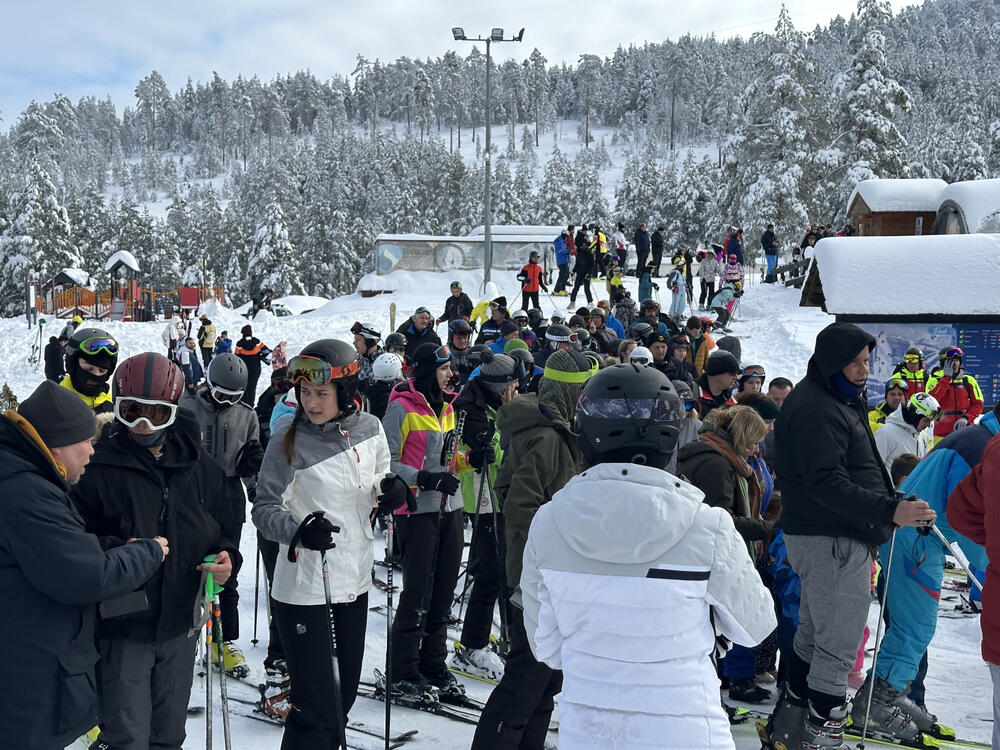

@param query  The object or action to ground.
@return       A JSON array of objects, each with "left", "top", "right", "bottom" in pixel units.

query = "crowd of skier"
[{"left": 4, "top": 236, "right": 998, "bottom": 750}]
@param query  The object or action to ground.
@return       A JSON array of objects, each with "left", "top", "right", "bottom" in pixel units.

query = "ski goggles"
[
  {"left": 885, "top": 377, "right": 907, "bottom": 392},
  {"left": 944, "top": 347, "right": 963, "bottom": 359},
  {"left": 903, "top": 353, "right": 922, "bottom": 363},
  {"left": 741, "top": 365, "right": 765, "bottom": 378},
  {"left": 450, "top": 281, "right": 462, "bottom": 290},
  {"left": 577, "top": 395, "right": 683, "bottom": 423},
  {"left": 79, "top": 336, "right": 119, "bottom": 357},
  {"left": 350, "top": 322, "right": 381, "bottom": 339},
  {"left": 114, "top": 396, "right": 179, "bottom": 431},
  {"left": 287, "top": 355, "right": 360, "bottom": 386},
  {"left": 208, "top": 384, "right": 243, "bottom": 405},
  {"left": 428, "top": 345, "right": 452, "bottom": 364}
]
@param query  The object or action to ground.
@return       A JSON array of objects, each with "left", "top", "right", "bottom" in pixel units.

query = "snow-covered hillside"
[{"left": 2, "top": 268, "right": 993, "bottom": 749}]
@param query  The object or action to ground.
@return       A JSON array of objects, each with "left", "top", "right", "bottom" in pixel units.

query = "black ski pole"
[
  {"left": 211, "top": 580, "right": 233, "bottom": 750},
  {"left": 483, "top": 471, "right": 511, "bottom": 657},
  {"left": 856, "top": 526, "right": 897, "bottom": 750},
  {"left": 251, "top": 543, "right": 261, "bottom": 647},
  {"left": 383, "top": 512, "right": 395, "bottom": 750},
  {"left": 457, "top": 472, "right": 489, "bottom": 622}
]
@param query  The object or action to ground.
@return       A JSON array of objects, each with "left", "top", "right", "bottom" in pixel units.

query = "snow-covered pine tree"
[
  {"left": 538, "top": 145, "right": 575, "bottom": 225},
  {"left": 249, "top": 200, "right": 303, "bottom": 297}
]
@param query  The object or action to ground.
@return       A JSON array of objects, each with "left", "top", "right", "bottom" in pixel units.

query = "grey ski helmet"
[{"left": 207, "top": 353, "right": 248, "bottom": 404}]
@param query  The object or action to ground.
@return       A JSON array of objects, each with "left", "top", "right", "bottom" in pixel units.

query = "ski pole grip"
[
  {"left": 287, "top": 510, "right": 340, "bottom": 562},
  {"left": 897, "top": 491, "right": 933, "bottom": 536},
  {"left": 202, "top": 554, "right": 220, "bottom": 598}
]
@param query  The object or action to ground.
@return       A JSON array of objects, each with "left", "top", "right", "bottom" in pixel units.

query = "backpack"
[{"left": 613, "top": 296, "right": 637, "bottom": 329}]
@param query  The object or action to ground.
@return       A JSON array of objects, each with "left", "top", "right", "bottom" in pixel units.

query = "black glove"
[
  {"left": 378, "top": 475, "right": 416, "bottom": 514},
  {"left": 236, "top": 440, "right": 265, "bottom": 478},
  {"left": 468, "top": 443, "right": 496, "bottom": 471},
  {"left": 300, "top": 514, "right": 339, "bottom": 551},
  {"left": 417, "top": 470, "right": 460, "bottom": 496},
  {"left": 902, "top": 493, "right": 933, "bottom": 536}
]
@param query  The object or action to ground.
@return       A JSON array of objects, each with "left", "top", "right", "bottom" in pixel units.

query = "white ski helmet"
[
  {"left": 909, "top": 392, "right": 941, "bottom": 421},
  {"left": 629, "top": 346, "right": 654, "bottom": 366},
  {"left": 372, "top": 352, "right": 404, "bottom": 382}
]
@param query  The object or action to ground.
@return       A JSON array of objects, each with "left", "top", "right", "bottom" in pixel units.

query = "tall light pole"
[{"left": 452, "top": 26, "right": 524, "bottom": 293}]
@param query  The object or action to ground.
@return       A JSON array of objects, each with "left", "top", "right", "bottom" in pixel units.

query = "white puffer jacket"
[
  {"left": 252, "top": 410, "right": 391, "bottom": 606},
  {"left": 874, "top": 406, "right": 932, "bottom": 474},
  {"left": 521, "top": 462, "right": 776, "bottom": 750}
]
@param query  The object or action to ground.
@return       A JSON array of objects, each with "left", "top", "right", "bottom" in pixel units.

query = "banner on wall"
[
  {"left": 375, "top": 234, "right": 556, "bottom": 275},
  {"left": 856, "top": 322, "right": 957, "bottom": 404}
]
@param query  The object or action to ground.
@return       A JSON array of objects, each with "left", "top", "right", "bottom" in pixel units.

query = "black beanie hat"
[
  {"left": 17, "top": 380, "right": 96, "bottom": 449},
  {"left": 705, "top": 351, "right": 741, "bottom": 376},
  {"left": 412, "top": 342, "right": 450, "bottom": 377},
  {"left": 241, "top": 324, "right": 253, "bottom": 337},
  {"left": 499, "top": 320, "right": 519, "bottom": 336}
]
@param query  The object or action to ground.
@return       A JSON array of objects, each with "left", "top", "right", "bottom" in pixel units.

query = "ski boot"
[
  {"left": 450, "top": 643, "right": 506, "bottom": 682},
  {"left": 849, "top": 674, "right": 920, "bottom": 743},
  {"left": 259, "top": 677, "right": 292, "bottom": 721},
  {"left": 422, "top": 666, "right": 466, "bottom": 699},
  {"left": 729, "top": 677, "right": 772, "bottom": 704},
  {"left": 390, "top": 673, "right": 439, "bottom": 702},
  {"left": 210, "top": 640, "right": 250, "bottom": 679},
  {"left": 758, "top": 686, "right": 808, "bottom": 750},
  {"left": 263, "top": 655, "right": 288, "bottom": 678},
  {"left": 802, "top": 702, "right": 848, "bottom": 749}
]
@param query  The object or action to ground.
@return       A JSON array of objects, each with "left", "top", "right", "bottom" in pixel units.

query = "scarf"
[{"left": 697, "top": 430, "right": 762, "bottom": 519}]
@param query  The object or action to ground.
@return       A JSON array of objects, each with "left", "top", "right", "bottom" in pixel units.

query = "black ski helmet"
[
  {"left": 527, "top": 308, "right": 545, "bottom": 328},
  {"left": 629, "top": 321, "right": 653, "bottom": 343},
  {"left": 65, "top": 327, "right": 119, "bottom": 397},
  {"left": 292, "top": 339, "right": 361, "bottom": 417},
  {"left": 206, "top": 353, "right": 248, "bottom": 402},
  {"left": 576, "top": 363, "right": 683, "bottom": 469},
  {"left": 385, "top": 332, "right": 407, "bottom": 355}
]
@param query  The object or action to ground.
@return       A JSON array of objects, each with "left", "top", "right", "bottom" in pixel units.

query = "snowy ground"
[{"left": 1, "top": 266, "right": 993, "bottom": 748}]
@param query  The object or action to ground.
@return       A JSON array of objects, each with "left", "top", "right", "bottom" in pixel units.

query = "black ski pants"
[
  {"left": 258, "top": 530, "right": 286, "bottom": 665},
  {"left": 391, "top": 509, "right": 464, "bottom": 679},
  {"left": 521, "top": 291, "right": 540, "bottom": 311},
  {"left": 699, "top": 279, "right": 716, "bottom": 306},
  {"left": 635, "top": 252, "right": 649, "bottom": 276},
  {"left": 200, "top": 346, "right": 213, "bottom": 368},
  {"left": 460, "top": 513, "right": 505, "bottom": 650},
  {"left": 569, "top": 272, "right": 593, "bottom": 305},
  {"left": 471, "top": 601, "right": 561, "bottom": 750},
  {"left": 274, "top": 596, "right": 367, "bottom": 750}
]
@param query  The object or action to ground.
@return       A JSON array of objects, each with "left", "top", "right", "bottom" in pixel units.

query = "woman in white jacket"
[
  {"left": 520, "top": 363, "right": 776, "bottom": 749},
  {"left": 252, "top": 339, "right": 411, "bottom": 749},
  {"left": 874, "top": 392, "right": 940, "bottom": 473}
]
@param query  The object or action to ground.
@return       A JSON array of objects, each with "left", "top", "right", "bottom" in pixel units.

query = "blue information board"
[
  {"left": 955, "top": 324, "right": 1000, "bottom": 407},
  {"left": 856, "top": 323, "right": 957, "bottom": 404}
]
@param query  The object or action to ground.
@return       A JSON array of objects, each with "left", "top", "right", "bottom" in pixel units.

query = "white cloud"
[{"left": 0, "top": 0, "right": 861, "bottom": 125}]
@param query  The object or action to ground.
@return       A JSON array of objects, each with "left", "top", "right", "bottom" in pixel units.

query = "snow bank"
[
  {"left": 468, "top": 224, "right": 563, "bottom": 237},
  {"left": 847, "top": 178, "right": 947, "bottom": 213},
  {"left": 938, "top": 178, "right": 1000, "bottom": 232},
  {"left": 813, "top": 233, "right": 1000, "bottom": 315}
]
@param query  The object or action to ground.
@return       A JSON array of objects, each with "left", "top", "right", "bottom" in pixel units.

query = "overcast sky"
[{"left": 1, "top": 0, "right": 864, "bottom": 126}]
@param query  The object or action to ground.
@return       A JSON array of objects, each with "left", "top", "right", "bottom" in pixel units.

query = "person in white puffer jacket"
[
  {"left": 874, "top": 392, "right": 940, "bottom": 474},
  {"left": 520, "top": 363, "right": 776, "bottom": 750}
]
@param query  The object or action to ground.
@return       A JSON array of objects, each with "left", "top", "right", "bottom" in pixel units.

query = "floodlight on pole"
[{"left": 450, "top": 25, "right": 525, "bottom": 293}]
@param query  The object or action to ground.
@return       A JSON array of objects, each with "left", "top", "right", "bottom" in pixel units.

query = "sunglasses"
[
  {"left": 742, "top": 366, "right": 765, "bottom": 378},
  {"left": 288, "top": 355, "right": 360, "bottom": 387},
  {"left": 114, "top": 396, "right": 178, "bottom": 431},
  {"left": 80, "top": 336, "right": 119, "bottom": 357}
]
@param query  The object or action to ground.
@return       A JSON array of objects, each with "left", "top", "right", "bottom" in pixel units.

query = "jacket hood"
[
  {"left": 676, "top": 438, "right": 725, "bottom": 465},
  {"left": 387, "top": 379, "right": 456, "bottom": 413},
  {"left": 94, "top": 407, "right": 202, "bottom": 470},
  {"left": 884, "top": 405, "right": 918, "bottom": 435},
  {"left": 496, "top": 393, "right": 563, "bottom": 435},
  {"left": 0, "top": 413, "right": 68, "bottom": 488},
  {"left": 547, "top": 463, "right": 707, "bottom": 564},
  {"left": 807, "top": 322, "right": 875, "bottom": 385}
]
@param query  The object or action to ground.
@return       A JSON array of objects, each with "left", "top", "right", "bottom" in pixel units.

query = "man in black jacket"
[
  {"left": 437, "top": 281, "right": 474, "bottom": 325},
  {"left": 632, "top": 222, "right": 650, "bottom": 275},
  {"left": 1, "top": 381, "right": 165, "bottom": 750},
  {"left": 396, "top": 306, "right": 443, "bottom": 360},
  {"left": 650, "top": 226, "right": 665, "bottom": 276},
  {"left": 72, "top": 353, "right": 241, "bottom": 750},
  {"left": 44, "top": 332, "right": 68, "bottom": 381},
  {"left": 761, "top": 224, "right": 778, "bottom": 282},
  {"left": 767, "top": 323, "right": 936, "bottom": 749}
]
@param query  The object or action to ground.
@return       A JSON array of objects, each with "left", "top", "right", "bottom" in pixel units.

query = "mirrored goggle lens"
[
  {"left": 903, "top": 354, "right": 921, "bottom": 362},
  {"left": 742, "top": 366, "right": 765, "bottom": 378},
  {"left": 80, "top": 337, "right": 119, "bottom": 356},
  {"left": 433, "top": 345, "right": 452, "bottom": 363},
  {"left": 115, "top": 398, "right": 177, "bottom": 430},
  {"left": 577, "top": 395, "right": 683, "bottom": 423},
  {"left": 945, "top": 348, "right": 963, "bottom": 359},
  {"left": 288, "top": 356, "right": 334, "bottom": 386}
]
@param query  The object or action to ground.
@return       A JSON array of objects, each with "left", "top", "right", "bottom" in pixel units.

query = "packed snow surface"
[{"left": 1, "top": 265, "right": 992, "bottom": 748}]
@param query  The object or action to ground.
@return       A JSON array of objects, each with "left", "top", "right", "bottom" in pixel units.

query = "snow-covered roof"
[
  {"left": 847, "top": 179, "right": 947, "bottom": 214},
  {"left": 937, "top": 179, "right": 1000, "bottom": 233},
  {"left": 104, "top": 249, "right": 141, "bottom": 273},
  {"left": 58, "top": 267, "right": 96, "bottom": 289},
  {"left": 377, "top": 233, "right": 555, "bottom": 244},
  {"left": 813, "top": 234, "right": 1000, "bottom": 315},
  {"left": 467, "top": 225, "right": 563, "bottom": 238}
]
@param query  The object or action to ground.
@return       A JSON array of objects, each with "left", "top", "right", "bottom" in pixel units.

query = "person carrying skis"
[
  {"left": 860, "top": 401, "right": 999, "bottom": 740},
  {"left": 44, "top": 331, "right": 68, "bottom": 382},
  {"left": 60, "top": 327, "right": 119, "bottom": 414},
  {"left": 235, "top": 324, "right": 271, "bottom": 406},
  {"left": 382, "top": 342, "right": 471, "bottom": 698},
  {"left": 70, "top": 353, "right": 241, "bottom": 750},
  {"left": 666, "top": 256, "right": 688, "bottom": 320},
  {"left": 764, "top": 322, "right": 936, "bottom": 750},
  {"left": 517, "top": 250, "right": 548, "bottom": 311},
  {"left": 869, "top": 375, "right": 908, "bottom": 433},
  {"left": 520, "top": 364, "right": 775, "bottom": 749},
  {"left": 892, "top": 346, "right": 929, "bottom": 398},
  {"left": 251, "top": 338, "right": 409, "bottom": 745},
  {"left": 196, "top": 314, "right": 217, "bottom": 367},
  {"left": 472, "top": 347, "right": 596, "bottom": 750},
  {"left": 2, "top": 381, "right": 167, "bottom": 750},
  {"left": 450, "top": 351, "right": 521, "bottom": 682},
  {"left": 926, "top": 346, "right": 984, "bottom": 445},
  {"left": 186, "top": 353, "right": 265, "bottom": 678}
]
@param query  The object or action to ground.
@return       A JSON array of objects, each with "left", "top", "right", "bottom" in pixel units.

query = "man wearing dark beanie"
[
  {"left": 696, "top": 350, "right": 740, "bottom": 418},
  {"left": 1, "top": 380, "right": 166, "bottom": 750},
  {"left": 473, "top": 347, "right": 596, "bottom": 750},
  {"left": 382, "top": 341, "right": 472, "bottom": 698}
]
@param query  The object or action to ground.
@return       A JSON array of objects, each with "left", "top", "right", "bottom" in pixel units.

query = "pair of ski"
[
  {"left": 356, "top": 669, "right": 484, "bottom": 726},
  {"left": 736, "top": 702, "right": 987, "bottom": 750}
]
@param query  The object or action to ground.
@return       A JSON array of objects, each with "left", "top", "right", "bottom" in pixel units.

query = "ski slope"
[{"left": 0, "top": 266, "right": 993, "bottom": 748}]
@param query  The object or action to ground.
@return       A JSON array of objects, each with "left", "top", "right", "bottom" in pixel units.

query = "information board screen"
[{"left": 955, "top": 324, "right": 1000, "bottom": 407}]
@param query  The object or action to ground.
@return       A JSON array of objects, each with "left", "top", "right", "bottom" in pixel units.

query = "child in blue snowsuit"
[
  {"left": 666, "top": 258, "right": 687, "bottom": 318},
  {"left": 637, "top": 263, "right": 657, "bottom": 304}
]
